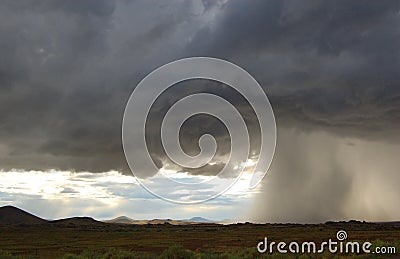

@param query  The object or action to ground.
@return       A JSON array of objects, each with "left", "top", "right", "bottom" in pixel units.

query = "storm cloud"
[{"left": 0, "top": 0, "right": 399, "bottom": 221}]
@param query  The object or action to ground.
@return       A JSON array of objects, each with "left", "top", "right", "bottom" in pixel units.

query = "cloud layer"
[
  {"left": 0, "top": 0, "right": 399, "bottom": 172},
  {"left": 0, "top": 0, "right": 399, "bottom": 222}
]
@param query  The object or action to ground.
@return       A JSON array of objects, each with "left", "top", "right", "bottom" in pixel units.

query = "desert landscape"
[
  {"left": 1, "top": 1, "right": 400, "bottom": 258},
  {"left": 0, "top": 206, "right": 399, "bottom": 258}
]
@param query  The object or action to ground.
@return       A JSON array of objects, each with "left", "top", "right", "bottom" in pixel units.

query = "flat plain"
[{"left": 0, "top": 221, "right": 399, "bottom": 258}]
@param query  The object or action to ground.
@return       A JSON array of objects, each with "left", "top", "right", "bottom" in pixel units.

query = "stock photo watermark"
[
  {"left": 122, "top": 57, "right": 276, "bottom": 203},
  {"left": 257, "top": 230, "right": 396, "bottom": 255}
]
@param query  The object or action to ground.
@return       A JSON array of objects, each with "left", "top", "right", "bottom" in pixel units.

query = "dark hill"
[
  {"left": 0, "top": 206, "right": 104, "bottom": 226},
  {"left": 50, "top": 217, "right": 104, "bottom": 226},
  {"left": 0, "top": 205, "right": 47, "bottom": 225}
]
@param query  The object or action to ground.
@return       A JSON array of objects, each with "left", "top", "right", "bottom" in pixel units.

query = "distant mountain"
[
  {"left": 105, "top": 216, "right": 135, "bottom": 224},
  {"left": 0, "top": 206, "right": 219, "bottom": 226},
  {"left": 103, "top": 216, "right": 218, "bottom": 225},
  {"left": 0, "top": 205, "right": 47, "bottom": 225},
  {"left": 50, "top": 217, "right": 104, "bottom": 226},
  {"left": 105, "top": 218, "right": 198, "bottom": 225},
  {"left": 189, "top": 217, "right": 214, "bottom": 223}
]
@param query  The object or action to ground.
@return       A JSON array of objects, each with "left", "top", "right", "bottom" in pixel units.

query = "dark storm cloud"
[
  {"left": 186, "top": 0, "right": 399, "bottom": 222},
  {"left": 0, "top": 0, "right": 130, "bottom": 172},
  {"left": 187, "top": 0, "right": 400, "bottom": 140},
  {"left": 0, "top": 0, "right": 399, "bottom": 177},
  {"left": 0, "top": 0, "right": 200, "bottom": 173},
  {"left": 271, "top": 84, "right": 400, "bottom": 140},
  {"left": 144, "top": 79, "right": 261, "bottom": 177}
]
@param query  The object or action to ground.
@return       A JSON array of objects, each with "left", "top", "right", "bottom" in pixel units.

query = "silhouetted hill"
[
  {"left": 0, "top": 206, "right": 103, "bottom": 226},
  {"left": 0, "top": 205, "right": 47, "bottom": 225},
  {"left": 0, "top": 206, "right": 217, "bottom": 226},
  {"left": 50, "top": 217, "right": 104, "bottom": 226}
]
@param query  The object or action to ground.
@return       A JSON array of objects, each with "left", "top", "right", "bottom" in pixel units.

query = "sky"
[{"left": 0, "top": 0, "right": 399, "bottom": 223}]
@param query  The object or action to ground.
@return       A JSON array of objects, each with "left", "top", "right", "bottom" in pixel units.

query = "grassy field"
[{"left": 0, "top": 222, "right": 399, "bottom": 258}]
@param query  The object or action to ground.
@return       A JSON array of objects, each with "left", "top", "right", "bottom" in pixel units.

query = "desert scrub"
[
  {"left": 158, "top": 246, "right": 196, "bottom": 259},
  {"left": 63, "top": 248, "right": 154, "bottom": 259},
  {"left": 0, "top": 249, "right": 14, "bottom": 259}
]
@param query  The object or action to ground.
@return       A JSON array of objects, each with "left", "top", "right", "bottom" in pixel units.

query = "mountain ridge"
[
  {"left": 0, "top": 205, "right": 103, "bottom": 226},
  {"left": 188, "top": 217, "right": 213, "bottom": 223},
  {"left": 0, "top": 205, "right": 46, "bottom": 225},
  {"left": 0, "top": 205, "right": 219, "bottom": 225}
]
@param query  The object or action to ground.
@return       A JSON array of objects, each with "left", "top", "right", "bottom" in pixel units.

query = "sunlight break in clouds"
[
  {"left": 0, "top": 169, "right": 255, "bottom": 221},
  {"left": 0, "top": 170, "right": 136, "bottom": 204}
]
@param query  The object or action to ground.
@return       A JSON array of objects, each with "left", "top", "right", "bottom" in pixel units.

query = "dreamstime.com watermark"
[{"left": 257, "top": 230, "right": 396, "bottom": 255}]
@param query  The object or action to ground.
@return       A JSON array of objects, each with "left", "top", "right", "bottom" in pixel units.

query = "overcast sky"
[{"left": 0, "top": 0, "right": 399, "bottom": 222}]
